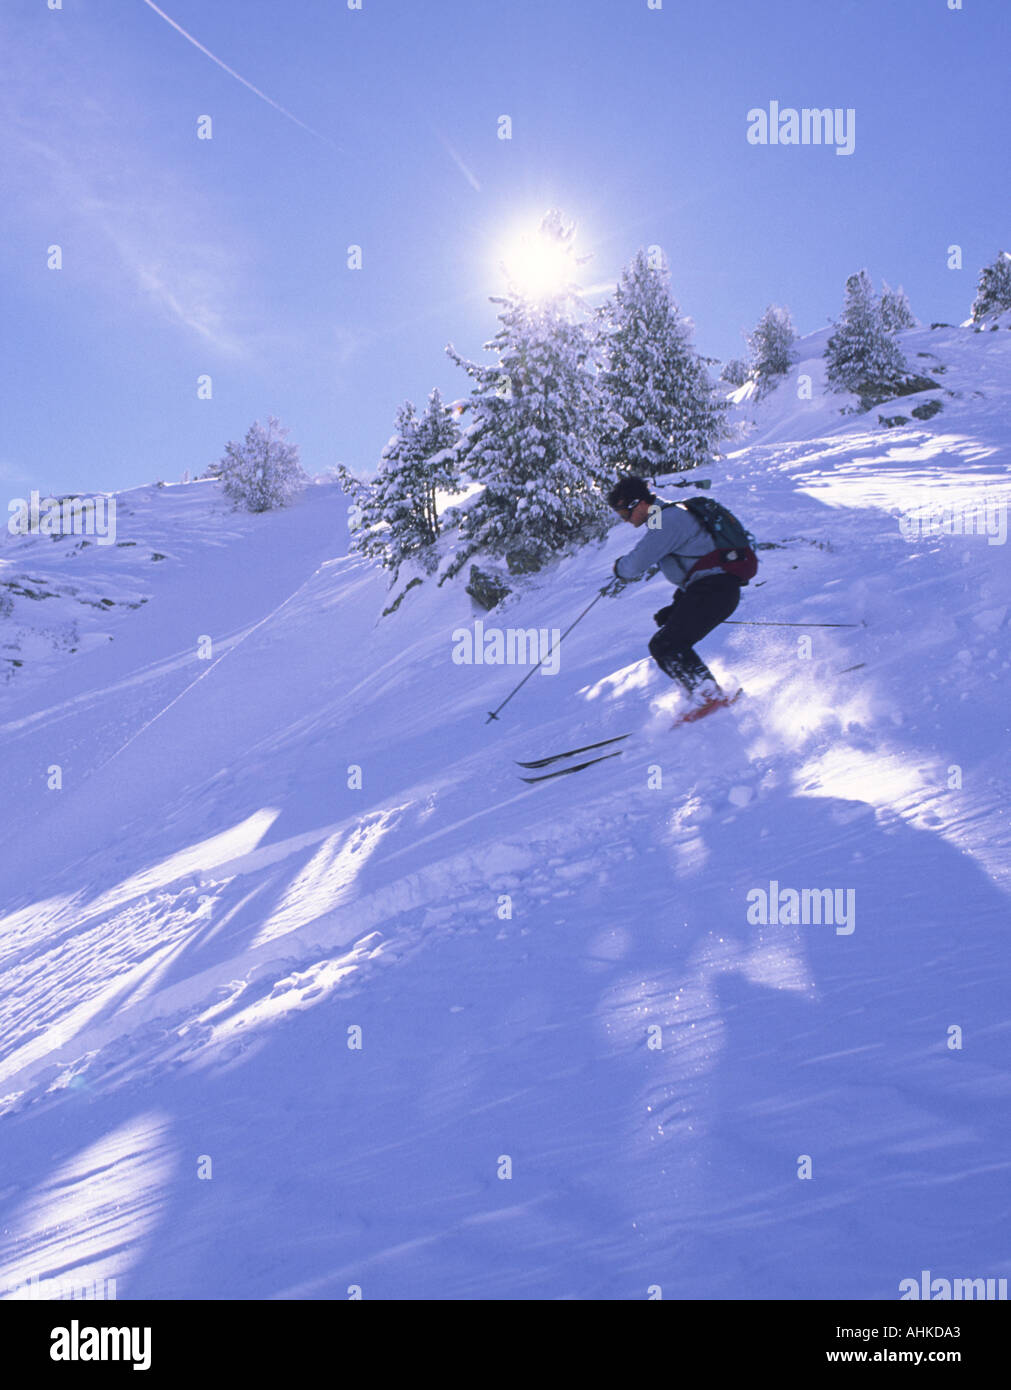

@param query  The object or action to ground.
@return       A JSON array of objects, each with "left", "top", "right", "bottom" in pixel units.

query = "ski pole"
[
  {"left": 723, "top": 619, "right": 864, "bottom": 628},
  {"left": 486, "top": 588, "right": 607, "bottom": 723}
]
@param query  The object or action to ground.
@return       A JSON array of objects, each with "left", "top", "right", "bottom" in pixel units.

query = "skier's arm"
[
  {"left": 615, "top": 512, "right": 677, "bottom": 580},
  {"left": 615, "top": 506, "right": 700, "bottom": 581}
]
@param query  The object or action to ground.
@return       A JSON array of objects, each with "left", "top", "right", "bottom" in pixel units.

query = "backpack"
[{"left": 674, "top": 495, "right": 759, "bottom": 585}]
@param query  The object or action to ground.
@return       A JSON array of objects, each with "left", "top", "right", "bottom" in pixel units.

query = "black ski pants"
[{"left": 648, "top": 573, "right": 741, "bottom": 693}]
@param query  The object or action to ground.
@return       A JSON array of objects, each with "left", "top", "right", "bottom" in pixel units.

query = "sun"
[{"left": 498, "top": 217, "right": 577, "bottom": 301}]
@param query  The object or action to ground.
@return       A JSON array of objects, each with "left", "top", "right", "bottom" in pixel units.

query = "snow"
[{"left": 1, "top": 322, "right": 1010, "bottom": 1300}]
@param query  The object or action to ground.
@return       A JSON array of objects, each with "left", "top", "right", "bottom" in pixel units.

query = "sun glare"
[{"left": 499, "top": 223, "right": 576, "bottom": 301}]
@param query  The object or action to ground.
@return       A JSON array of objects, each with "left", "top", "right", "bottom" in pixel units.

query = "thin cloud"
[
  {"left": 139, "top": 0, "right": 339, "bottom": 151},
  {"left": 10, "top": 121, "right": 253, "bottom": 357},
  {"left": 0, "top": 22, "right": 282, "bottom": 360}
]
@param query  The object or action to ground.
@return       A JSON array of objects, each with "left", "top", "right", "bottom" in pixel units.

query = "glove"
[
  {"left": 653, "top": 603, "right": 676, "bottom": 627},
  {"left": 600, "top": 575, "right": 625, "bottom": 598}
]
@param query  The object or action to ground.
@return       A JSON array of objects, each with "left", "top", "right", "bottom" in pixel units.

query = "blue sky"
[{"left": 2, "top": 0, "right": 1007, "bottom": 495}]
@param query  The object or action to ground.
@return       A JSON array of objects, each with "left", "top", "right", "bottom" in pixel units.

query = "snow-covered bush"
[
  {"left": 720, "top": 358, "right": 751, "bottom": 387},
  {"left": 970, "top": 251, "right": 1011, "bottom": 323},
  {"left": 216, "top": 417, "right": 307, "bottom": 512},
  {"left": 879, "top": 282, "right": 917, "bottom": 331}
]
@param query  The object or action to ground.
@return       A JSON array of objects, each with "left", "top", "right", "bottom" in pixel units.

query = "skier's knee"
[{"left": 648, "top": 632, "right": 668, "bottom": 662}]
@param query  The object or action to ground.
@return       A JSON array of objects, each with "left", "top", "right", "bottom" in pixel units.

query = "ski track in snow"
[{"left": 1, "top": 325, "right": 1010, "bottom": 1299}]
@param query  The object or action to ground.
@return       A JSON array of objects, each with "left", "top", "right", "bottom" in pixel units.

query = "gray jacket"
[{"left": 614, "top": 499, "right": 723, "bottom": 589}]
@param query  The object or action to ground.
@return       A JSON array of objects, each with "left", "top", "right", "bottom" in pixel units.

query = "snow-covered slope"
[{"left": 1, "top": 324, "right": 1009, "bottom": 1300}]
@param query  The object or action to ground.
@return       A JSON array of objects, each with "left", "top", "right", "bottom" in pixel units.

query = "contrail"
[
  {"left": 139, "top": 0, "right": 338, "bottom": 150},
  {"left": 432, "top": 126, "right": 481, "bottom": 192}
]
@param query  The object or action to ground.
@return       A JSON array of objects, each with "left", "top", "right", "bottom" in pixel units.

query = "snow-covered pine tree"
[
  {"left": 445, "top": 292, "right": 608, "bottom": 572},
  {"left": 216, "top": 416, "right": 307, "bottom": 512},
  {"left": 334, "top": 428, "right": 399, "bottom": 572},
  {"left": 746, "top": 304, "right": 797, "bottom": 396},
  {"left": 337, "top": 391, "right": 460, "bottom": 575},
  {"left": 413, "top": 387, "right": 461, "bottom": 544},
  {"left": 597, "top": 249, "right": 728, "bottom": 480},
  {"left": 720, "top": 358, "right": 751, "bottom": 388},
  {"left": 879, "top": 281, "right": 917, "bottom": 331},
  {"left": 825, "top": 270, "right": 909, "bottom": 405},
  {"left": 970, "top": 251, "right": 1011, "bottom": 323}
]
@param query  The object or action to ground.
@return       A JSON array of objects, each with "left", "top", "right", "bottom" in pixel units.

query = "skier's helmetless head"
[{"left": 608, "top": 474, "right": 654, "bottom": 527}]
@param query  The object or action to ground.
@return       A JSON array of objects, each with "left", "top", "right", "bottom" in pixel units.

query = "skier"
[{"left": 607, "top": 475, "right": 743, "bottom": 721}]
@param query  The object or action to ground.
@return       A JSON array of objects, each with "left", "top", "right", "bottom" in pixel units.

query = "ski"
[
  {"left": 671, "top": 686, "right": 744, "bottom": 728},
  {"left": 515, "top": 733, "right": 630, "bottom": 770},
  {"left": 519, "top": 751, "right": 624, "bottom": 784}
]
